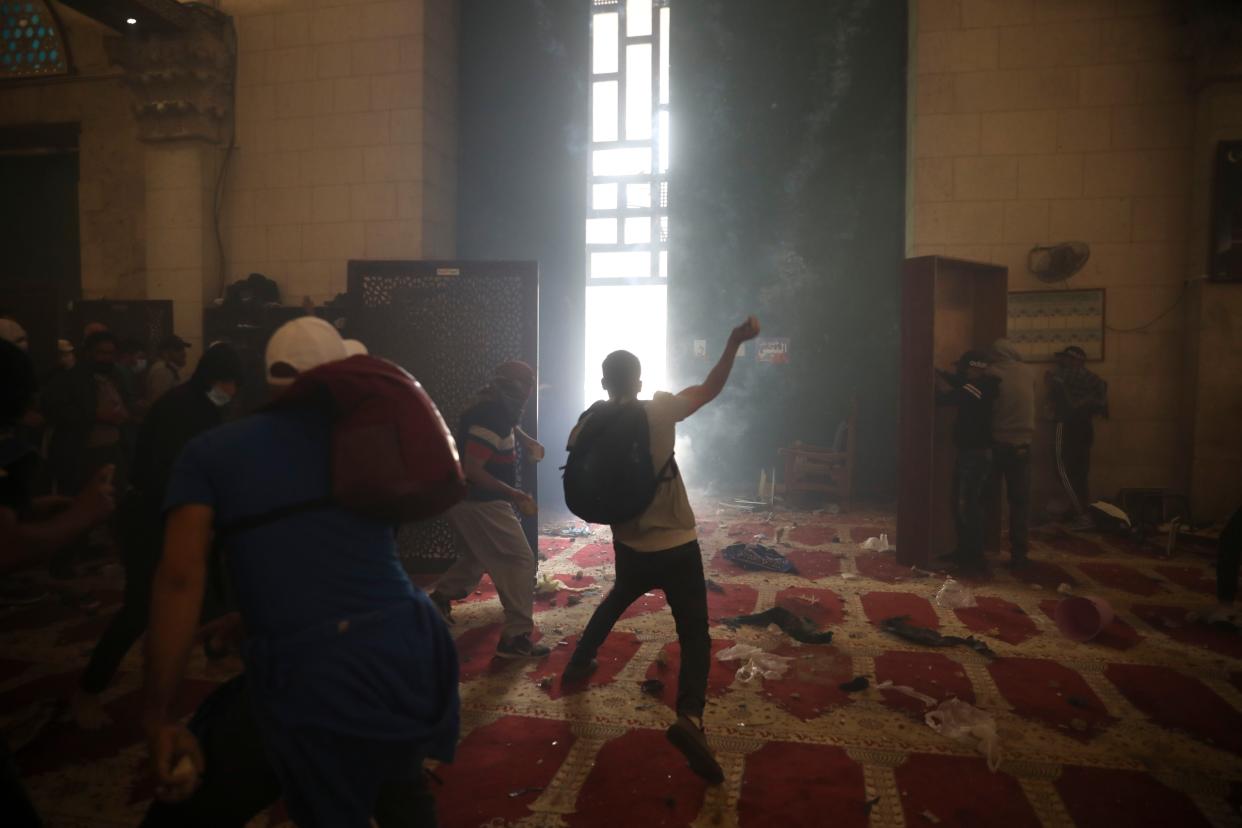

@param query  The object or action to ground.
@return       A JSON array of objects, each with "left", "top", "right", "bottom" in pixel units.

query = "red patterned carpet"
[{"left": 2, "top": 505, "right": 1241, "bottom": 827}]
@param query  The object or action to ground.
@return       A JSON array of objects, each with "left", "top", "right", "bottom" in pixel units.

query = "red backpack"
[{"left": 260, "top": 355, "right": 466, "bottom": 524}]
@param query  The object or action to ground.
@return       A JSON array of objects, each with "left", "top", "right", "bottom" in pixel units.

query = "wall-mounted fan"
[{"left": 1028, "top": 242, "right": 1090, "bottom": 284}]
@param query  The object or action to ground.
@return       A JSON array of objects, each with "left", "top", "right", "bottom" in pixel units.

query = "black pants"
[
  {"left": 1219, "top": 508, "right": 1242, "bottom": 604},
  {"left": 141, "top": 676, "right": 436, "bottom": 828},
  {"left": 991, "top": 443, "right": 1031, "bottom": 560},
  {"left": 1, "top": 740, "right": 40, "bottom": 828},
  {"left": 79, "top": 496, "right": 161, "bottom": 694},
  {"left": 952, "top": 449, "right": 992, "bottom": 566},
  {"left": 571, "top": 540, "right": 710, "bottom": 718},
  {"left": 1055, "top": 419, "right": 1093, "bottom": 514}
]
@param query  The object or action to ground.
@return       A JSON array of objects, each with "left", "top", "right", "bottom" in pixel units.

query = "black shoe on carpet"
[
  {"left": 496, "top": 634, "right": 550, "bottom": 659},
  {"left": 666, "top": 715, "right": 724, "bottom": 785},
  {"left": 562, "top": 658, "right": 598, "bottom": 684}
]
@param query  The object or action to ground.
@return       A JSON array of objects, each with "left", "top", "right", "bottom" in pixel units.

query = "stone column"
[{"left": 107, "top": 8, "right": 235, "bottom": 358}]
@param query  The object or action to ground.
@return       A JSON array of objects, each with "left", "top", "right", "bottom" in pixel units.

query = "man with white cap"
[{"left": 140, "top": 316, "right": 459, "bottom": 827}]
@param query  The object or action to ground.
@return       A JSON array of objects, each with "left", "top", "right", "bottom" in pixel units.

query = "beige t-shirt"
[{"left": 611, "top": 392, "right": 698, "bottom": 552}]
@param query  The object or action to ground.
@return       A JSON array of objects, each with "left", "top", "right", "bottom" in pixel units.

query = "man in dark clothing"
[
  {"left": 429, "top": 361, "right": 549, "bottom": 659},
  {"left": 0, "top": 340, "right": 115, "bottom": 828},
  {"left": 41, "top": 331, "right": 135, "bottom": 578},
  {"left": 936, "top": 349, "right": 1000, "bottom": 574},
  {"left": 1212, "top": 507, "right": 1242, "bottom": 623},
  {"left": 1047, "top": 345, "right": 1108, "bottom": 527},
  {"left": 70, "top": 343, "right": 244, "bottom": 729}
]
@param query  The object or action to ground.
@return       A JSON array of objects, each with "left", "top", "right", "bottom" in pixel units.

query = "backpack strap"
[{"left": 215, "top": 496, "right": 335, "bottom": 541}]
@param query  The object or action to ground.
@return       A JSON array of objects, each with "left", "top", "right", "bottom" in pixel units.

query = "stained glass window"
[{"left": 1, "top": 1, "right": 68, "bottom": 79}]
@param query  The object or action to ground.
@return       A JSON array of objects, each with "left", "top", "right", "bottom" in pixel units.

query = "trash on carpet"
[
  {"left": 640, "top": 678, "right": 665, "bottom": 696},
  {"left": 880, "top": 616, "right": 997, "bottom": 658},
  {"left": 1056, "top": 582, "right": 1075, "bottom": 596},
  {"left": 933, "top": 577, "right": 977, "bottom": 609},
  {"left": 925, "top": 697, "right": 1002, "bottom": 771},
  {"left": 534, "top": 572, "right": 598, "bottom": 596},
  {"left": 861, "top": 534, "right": 894, "bottom": 552},
  {"left": 721, "top": 542, "right": 798, "bottom": 574},
  {"left": 875, "top": 680, "right": 938, "bottom": 707},
  {"left": 720, "top": 606, "right": 834, "bottom": 644},
  {"left": 717, "top": 643, "right": 793, "bottom": 682},
  {"left": 705, "top": 578, "right": 726, "bottom": 593},
  {"left": 839, "top": 676, "right": 870, "bottom": 693},
  {"left": 863, "top": 796, "right": 881, "bottom": 815},
  {"left": 508, "top": 787, "right": 544, "bottom": 798}
]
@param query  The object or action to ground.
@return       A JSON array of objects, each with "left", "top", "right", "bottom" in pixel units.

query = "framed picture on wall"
[{"left": 1006, "top": 288, "right": 1106, "bottom": 363}]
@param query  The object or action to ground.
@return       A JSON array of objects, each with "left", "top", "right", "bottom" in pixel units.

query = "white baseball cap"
[
  {"left": 343, "top": 339, "right": 369, "bottom": 357},
  {"left": 265, "top": 316, "right": 348, "bottom": 385}
]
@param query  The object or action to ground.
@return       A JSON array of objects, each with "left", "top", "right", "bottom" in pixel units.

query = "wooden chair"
[{"left": 778, "top": 398, "right": 857, "bottom": 504}]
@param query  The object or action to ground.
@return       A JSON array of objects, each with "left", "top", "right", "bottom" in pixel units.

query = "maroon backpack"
[{"left": 257, "top": 355, "right": 466, "bottom": 525}]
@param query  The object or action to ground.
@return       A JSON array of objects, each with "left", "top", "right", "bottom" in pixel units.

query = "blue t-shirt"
[{"left": 164, "top": 406, "right": 417, "bottom": 638}]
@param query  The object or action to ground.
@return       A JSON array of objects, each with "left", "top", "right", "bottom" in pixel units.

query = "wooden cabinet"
[{"left": 897, "top": 257, "right": 1008, "bottom": 568}]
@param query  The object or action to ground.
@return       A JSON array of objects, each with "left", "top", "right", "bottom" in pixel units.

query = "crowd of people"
[
  {"left": 935, "top": 339, "right": 1111, "bottom": 575},
  {"left": 0, "top": 309, "right": 763, "bottom": 827}
]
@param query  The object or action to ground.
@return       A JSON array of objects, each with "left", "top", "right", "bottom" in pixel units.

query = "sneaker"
[
  {"left": 562, "top": 658, "right": 598, "bottom": 685},
  {"left": 496, "top": 634, "right": 551, "bottom": 659},
  {"left": 429, "top": 591, "right": 454, "bottom": 625},
  {"left": 666, "top": 715, "right": 724, "bottom": 784}
]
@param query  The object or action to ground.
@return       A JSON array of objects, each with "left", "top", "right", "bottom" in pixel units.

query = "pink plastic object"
[{"left": 1055, "top": 596, "right": 1115, "bottom": 642}]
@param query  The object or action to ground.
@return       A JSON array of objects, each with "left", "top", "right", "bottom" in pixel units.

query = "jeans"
[
  {"left": 992, "top": 443, "right": 1031, "bottom": 560},
  {"left": 141, "top": 676, "right": 436, "bottom": 828},
  {"left": 952, "top": 449, "right": 993, "bottom": 566},
  {"left": 571, "top": 541, "right": 710, "bottom": 717}
]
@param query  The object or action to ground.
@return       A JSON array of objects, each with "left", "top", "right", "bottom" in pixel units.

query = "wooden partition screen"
[
  {"left": 348, "top": 260, "right": 540, "bottom": 573},
  {"left": 67, "top": 299, "right": 174, "bottom": 357},
  {"left": 897, "top": 257, "right": 1008, "bottom": 568}
]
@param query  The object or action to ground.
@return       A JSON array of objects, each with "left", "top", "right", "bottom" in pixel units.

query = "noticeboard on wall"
[{"left": 1006, "top": 288, "right": 1106, "bottom": 363}]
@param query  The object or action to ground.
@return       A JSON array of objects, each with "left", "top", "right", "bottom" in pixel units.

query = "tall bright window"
[{"left": 585, "top": 0, "right": 671, "bottom": 405}]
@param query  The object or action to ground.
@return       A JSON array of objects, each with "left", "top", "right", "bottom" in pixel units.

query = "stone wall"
[
  {"left": 909, "top": 0, "right": 1206, "bottom": 511},
  {"left": 0, "top": 8, "right": 145, "bottom": 300},
  {"left": 220, "top": 0, "right": 457, "bottom": 309}
]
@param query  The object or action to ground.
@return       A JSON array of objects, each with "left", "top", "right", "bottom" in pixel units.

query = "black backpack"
[{"left": 563, "top": 400, "right": 676, "bottom": 525}]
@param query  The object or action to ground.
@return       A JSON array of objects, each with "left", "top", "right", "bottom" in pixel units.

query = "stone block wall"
[{"left": 220, "top": 0, "right": 457, "bottom": 307}]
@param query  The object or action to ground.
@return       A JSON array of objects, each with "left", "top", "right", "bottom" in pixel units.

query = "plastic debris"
[
  {"left": 721, "top": 606, "right": 834, "bottom": 644},
  {"left": 717, "top": 643, "right": 793, "bottom": 682},
  {"left": 1056, "top": 583, "right": 1075, "bottom": 596},
  {"left": 880, "top": 616, "right": 997, "bottom": 658},
  {"left": 925, "top": 698, "right": 1001, "bottom": 771},
  {"left": 839, "top": 676, "right": 870, "bottom": 693},
  {"left": 875, "top": 680, "right": 938, "bottom": 707},
  {"left": 922, "top": 809, "right": 941, "bottom": 824},
  {"left": 721, "top": 542, "right": 798, "bottom": 574},
  {"left": 934, "top": 577, "right": 977, "bottom": 609},
  {"left": 840, "top": 572, "right": 860, "bottom": 580},
  {"left": 862, "top": 534, "right": 894, "bottom": 551}
]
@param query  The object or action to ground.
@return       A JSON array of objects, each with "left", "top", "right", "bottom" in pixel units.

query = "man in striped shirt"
[
  {"left": 936, "top": 349, "right": 1000, "bottom": 575},
  {"left": 431, "top": 362, "right": 550, "bottom": 659}
]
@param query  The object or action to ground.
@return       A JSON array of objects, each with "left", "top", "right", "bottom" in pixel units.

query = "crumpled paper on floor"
[{"left": 716, "top": 643, "right": 793, "bottom": 682}]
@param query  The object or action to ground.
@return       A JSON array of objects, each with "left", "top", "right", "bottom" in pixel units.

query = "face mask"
[
  {"left": 206, "top": 386, "right": 233, "bottom": 407},
  {"left": 133, "top": 359, "right": 147, "bottom": 373}
]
